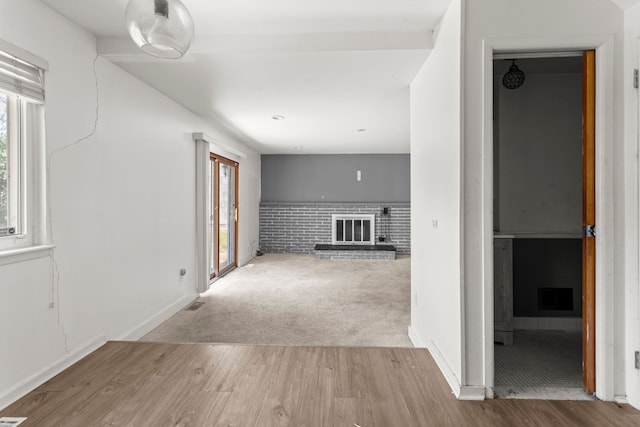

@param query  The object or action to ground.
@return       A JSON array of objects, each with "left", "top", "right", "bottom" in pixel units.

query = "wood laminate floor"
[{"left": 2, "top": 341, "right": 639, "bottom": 426}]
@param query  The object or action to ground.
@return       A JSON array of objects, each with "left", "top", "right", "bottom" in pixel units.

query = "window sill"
[{"left": 0, "top": 244, "right": 55, "bottom": 266}]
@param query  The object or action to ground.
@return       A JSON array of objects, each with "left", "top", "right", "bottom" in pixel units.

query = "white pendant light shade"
[{"left": 126, "top": 0, "right": 195, "bottom": 59}]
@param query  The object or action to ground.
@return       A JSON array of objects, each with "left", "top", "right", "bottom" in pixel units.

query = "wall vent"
[{"left": 185, "top": 301, "right": 205, "bottom": 311}]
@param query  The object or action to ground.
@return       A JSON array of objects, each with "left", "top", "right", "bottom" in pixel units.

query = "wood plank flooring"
[{"left": 2, "top": 341, "right": 639, "bottom": 426}]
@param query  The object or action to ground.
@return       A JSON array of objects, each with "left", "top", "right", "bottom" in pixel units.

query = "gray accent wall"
[
  {"left": 493, "top": 62, "right": 583, "bottom": 323},
  {"left": 260, "top": 154, "right": 411, "bottom": 255},
  {"left": 261, "top": 154, "right": 410, "bottom": 203},
  {"left": 494, "top": 72, "right": 582, "bottom": 234}
]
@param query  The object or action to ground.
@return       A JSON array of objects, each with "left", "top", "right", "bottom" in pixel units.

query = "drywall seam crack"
[
  {"left": 49, "top": 53, "right": 100, "bottom": 158},
  {"left": 46, "top": 53, "right": 101, "bottom": 355}
]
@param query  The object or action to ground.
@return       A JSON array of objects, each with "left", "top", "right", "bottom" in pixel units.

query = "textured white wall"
[
  {"left": 409, "top": 0, "right": 463, "bottom": 395},
  {"left": 0, "top": 0, "right": 260, "bottom": 408}
]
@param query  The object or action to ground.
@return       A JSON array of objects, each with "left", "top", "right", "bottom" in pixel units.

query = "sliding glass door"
[{"left": 209, "top": 153, "right": 238, "bottom": 279}]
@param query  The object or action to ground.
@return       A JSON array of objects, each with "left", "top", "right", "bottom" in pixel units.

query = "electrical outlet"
[
  {"left": 635, "top": 351, "right": 640, "bottom": 369},
  {"left": 179, "top": 268, "right": 187, "bottom": 276}
]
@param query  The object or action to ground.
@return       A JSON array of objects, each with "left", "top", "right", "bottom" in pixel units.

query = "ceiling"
[
  {"left": 40, "top": 0, "right": 453, "bottom": 154},
  {"left": 39, "top": 0, "right": 640, "bottom": 154},
  {"left": 611, "top": 0, "right": 640, "bottom": 8}
]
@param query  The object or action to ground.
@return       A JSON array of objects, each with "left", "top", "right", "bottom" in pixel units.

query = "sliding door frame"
[
  {"left": 210, "top": 153, "right": 239, "bottom": 280},
  {"left": 193, "top": 133, "right": 245, "bottom": 293}
]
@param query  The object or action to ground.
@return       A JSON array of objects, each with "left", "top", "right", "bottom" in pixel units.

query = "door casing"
[
  {"left": 479, "top": 35, "right": 616, "bottom": 400},
  {"left": 490, "top": 51, "right": 596, "bottom": 392}
]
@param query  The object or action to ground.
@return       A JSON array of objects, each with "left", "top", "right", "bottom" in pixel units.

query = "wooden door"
[
  {"left": 582, "top": 49, "right": 596, "bottom": 393},
  {"left": 210, "top": 153, "right": 239, "bottom": 280}
]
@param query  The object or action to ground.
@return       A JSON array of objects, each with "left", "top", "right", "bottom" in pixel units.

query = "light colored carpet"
[{"left": 142, "top": 253, "right": 412, "bottom": 347}]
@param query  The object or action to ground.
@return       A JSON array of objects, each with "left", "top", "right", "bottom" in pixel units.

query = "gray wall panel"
[
  {"left": 261, "top": 154, "right": 410, "bottom": 202},
  {"left": 495, "top": 73, "right": 582, "bottom": 234}
]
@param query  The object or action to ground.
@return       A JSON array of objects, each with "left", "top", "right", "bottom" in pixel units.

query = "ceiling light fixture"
[
  {"left": 357, "top": 129, "right": 366, "bottom": 132},
  {"left": 272, "top": 115, "right": 285, "bottom": 120},
  {"left": 502, "top": 59, "right": 525, "bottom": 89},
  {"left": 126, "top": 0, "right": 195, "bottom": 59}
]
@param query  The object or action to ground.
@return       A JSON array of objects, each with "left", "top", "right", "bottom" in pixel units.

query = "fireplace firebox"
[{"left": 331, "top": 214, "right": 375, "bottom": 245}]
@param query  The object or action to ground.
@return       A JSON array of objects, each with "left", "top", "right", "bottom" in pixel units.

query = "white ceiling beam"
[{"left": 97, "top": 31, "right": 433, "bottom": 62}]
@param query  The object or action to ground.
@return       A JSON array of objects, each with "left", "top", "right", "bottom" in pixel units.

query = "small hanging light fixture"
[
  {"left": 502, "top": 59, "right": 525, "bottom": 89},
  {"left": 126, "top": 0, "right": 195, "bottom": 59}
]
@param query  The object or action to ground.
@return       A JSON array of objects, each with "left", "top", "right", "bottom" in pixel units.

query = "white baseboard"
[
  {"left": 614, "top": 395, "right": 629, "bottom": 404},
  {"left": 0, "top": 293, "right": 198, "bottom": 411},
  {"left": 408, "top": 325, "right": 464, "bottom": 399},
  {"left": 458, "top": 386, "right": 486, "bottom": 400},
  {"left": 408, "top": 325, "right": 487, "bottom": 401},
  {"left": 0, "top": 335, "right": 106, "bottom": 411},
  {"left": 119, "top": 292, "right": 198, "bottom": 341},
  {"left": 238, "top": 255, "right": 253, "bottom": 267},
  {"left": 427, "top": 339, "right": 462, "bottom": 399},
  {"left": 407, "top": 325, "right": 426, "bottom": 348}
]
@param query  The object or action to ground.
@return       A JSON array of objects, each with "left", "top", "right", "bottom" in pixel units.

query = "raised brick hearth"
[{"left": 313, "top": 244, "right": 396, "bottom": 260}]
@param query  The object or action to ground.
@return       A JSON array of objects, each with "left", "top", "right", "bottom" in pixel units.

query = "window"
[
  {"left": 0, "top": 40, "right": 48, "bottom": 255},
  {"left": 1, "top": 92, "right": 22, "bottom": 236}
]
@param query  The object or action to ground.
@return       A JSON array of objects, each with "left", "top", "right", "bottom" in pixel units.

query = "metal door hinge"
[
  {"left": 584, "top": 224, "right": 596, "bottom": 238},
  {"left": 634, "top": 69, "right": 639, "bottom": 89},
  {"left": 635, "top": 351, "right": 640, "bottom": 369}
]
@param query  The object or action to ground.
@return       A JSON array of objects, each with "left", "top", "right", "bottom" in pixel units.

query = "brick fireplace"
[{"left": 259, "top": 202, "right": 410, "bottom": 255}]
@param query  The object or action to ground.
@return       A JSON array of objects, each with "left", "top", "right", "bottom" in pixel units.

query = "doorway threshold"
[{"left": 494, "top": 386, "right": 595, "bottom": 400}]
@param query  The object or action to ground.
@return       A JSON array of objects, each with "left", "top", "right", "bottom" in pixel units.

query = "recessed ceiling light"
[
  {"left": 293, "top": 146, "right": 303, "bottom": 150},
  {"left": 272, "top": 115, "right": 285, "bottom": 120}
]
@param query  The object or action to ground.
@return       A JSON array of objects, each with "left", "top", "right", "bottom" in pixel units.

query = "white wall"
[
  {"left": 463, "top": 0, "right": 626, "bottom": 400},
  {"left": 409, "top": 0, "right": 464, "bottom": 396},
  {"left": 0, "top": 0, "right": 260, "bottom": 408},
  {"left": 623, "top": 2, "right": 640, "bottom": 410}
]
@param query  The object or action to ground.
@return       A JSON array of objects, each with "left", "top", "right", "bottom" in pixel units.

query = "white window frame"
[
  {"left": 1, "top": 94, "right": 24, "bottom": 237},
  {"left": 0, "top": 39, "right": 51, "bottom": 263}
]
